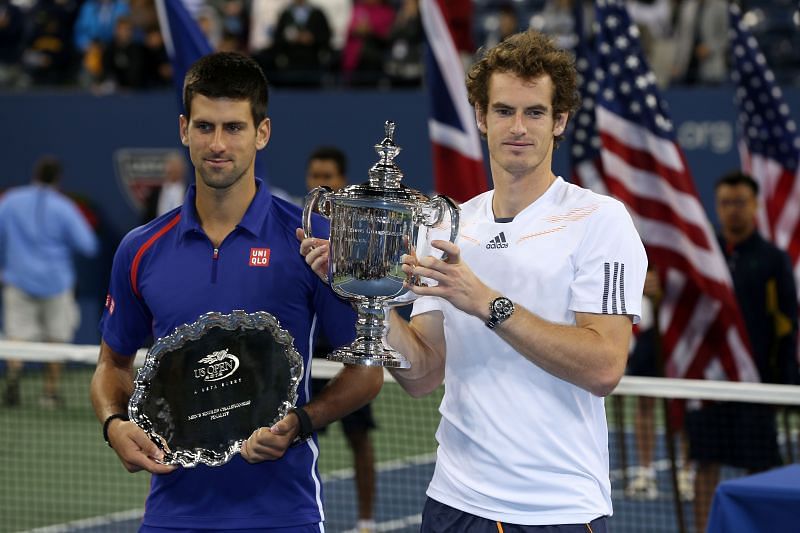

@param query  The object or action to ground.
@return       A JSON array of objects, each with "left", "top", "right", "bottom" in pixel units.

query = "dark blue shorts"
[
  {"left": 140, "top": 524, "right": 323, "bottom": 532},
  {"left": 420, "top": 498, "right": 609, "bottom": 533}
]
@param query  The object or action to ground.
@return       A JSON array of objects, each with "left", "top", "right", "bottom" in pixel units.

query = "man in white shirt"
[{"left": 300, "top": 30, "right": 647, "bottom": 531}]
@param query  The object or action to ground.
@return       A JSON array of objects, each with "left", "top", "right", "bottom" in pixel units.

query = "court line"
[
  {"left": 341, "top": 514, "right": 422, "bottom": 533},
  {"left": 609, "top": 457, "right": 681, "bottom": 482},
  {"left": 323, "top": 451, "right": 436, "bottom": 481},
  {"left": 326, "top": 454, "right": 432, "bottom": 532},
  {"left": 22, "top": 454, "right": 436, "bottom": 533},
  {"left": 23, "top": 508, "right": 142, "bottom": 533}
]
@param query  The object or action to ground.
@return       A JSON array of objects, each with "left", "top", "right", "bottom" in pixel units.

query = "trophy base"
[{"left": 328, "top": 345, "right": 411, "bottom": 368}]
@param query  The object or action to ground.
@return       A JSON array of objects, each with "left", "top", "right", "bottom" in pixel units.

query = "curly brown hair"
[{"left": 466, "top": 30, "right": 580, "bottom": 144}]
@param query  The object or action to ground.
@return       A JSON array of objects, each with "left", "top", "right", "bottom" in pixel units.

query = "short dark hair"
[
  {"left": 33, "top": 156, "right": 62, "bottom": 185},
  {"left": 308, "top": 146, "right": 347, "bottom": 176},
  {"left": 715, "top": 170, "right": 759, "bottom": 196},
  {"left": 466, "top": 30, "right": 580, "bottom": 145},
  {"left": 183, "top": 52, "right": 269, "bottom": 127}
]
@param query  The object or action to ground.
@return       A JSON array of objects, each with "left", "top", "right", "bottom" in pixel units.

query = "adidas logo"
[{"left": 486, "top": 232, "right": 509, "bottom": 249}]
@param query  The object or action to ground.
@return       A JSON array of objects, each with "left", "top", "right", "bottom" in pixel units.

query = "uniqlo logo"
[{"left": 249, "top": 248, "right": 271, "bottom": 267}]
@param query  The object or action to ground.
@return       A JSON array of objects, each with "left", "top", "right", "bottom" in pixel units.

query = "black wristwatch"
[
  {"left": 486, "top": 296, "right": 515, "bottom": 329},
  {"left": 290, "top": 406, "right": 313, "bottom": 441}
]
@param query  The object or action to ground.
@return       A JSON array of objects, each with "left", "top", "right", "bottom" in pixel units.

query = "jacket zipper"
[{"left": 211, "top": 247, "right": 219, "bottom": 283}]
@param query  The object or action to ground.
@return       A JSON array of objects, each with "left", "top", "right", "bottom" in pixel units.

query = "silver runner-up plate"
[{"left": 128, "top": 310, "right": 304, "bottom": 468}]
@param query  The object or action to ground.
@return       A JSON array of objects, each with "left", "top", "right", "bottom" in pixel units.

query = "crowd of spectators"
[
  {"left": 0, "top": 0, "right": 171, "bottom": 91},
  {"left": 526, "top": 0, "right": 799, "bottom": 87},
  {"left": 0, "top": 0, "right": 798, "bottom": 92}
]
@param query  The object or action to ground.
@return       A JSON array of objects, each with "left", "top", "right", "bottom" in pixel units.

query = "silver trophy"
[
  {"left": 128, "top": 310, "right": 303, "bottom": 467},
  {"left": 303, "top": 120, "right": 459, "bottom": 368}
]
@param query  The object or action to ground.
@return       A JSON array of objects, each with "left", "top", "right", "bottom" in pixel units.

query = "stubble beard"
[{"left": 198, "top": 165, "right": 246, "bottom": 191}]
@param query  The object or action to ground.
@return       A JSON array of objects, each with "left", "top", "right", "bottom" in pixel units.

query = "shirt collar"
[
  {"left": 484, "top": 176, "right": 565, "bottom": 220},
  {"left": 719, "top": 230, "right": 761, "bottom": 254},
  {"left": 177, "top": 177, "right": 273, "bottom": 239}
]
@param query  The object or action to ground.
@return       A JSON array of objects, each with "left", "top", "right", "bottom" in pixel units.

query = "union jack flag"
[
  {"left": 420, "top": 0, "right": 487, "bottom": 202},
  {"left": 571, "top": 0, "right": 758, "bottom": 381},
  {"left": 729, "top": 4, "right": 800, "bottom": 298}
]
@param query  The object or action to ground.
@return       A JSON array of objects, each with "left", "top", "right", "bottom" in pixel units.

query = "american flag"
[
  {"left": 729, "top": 4, "right": 800, "bottom": 298},
  {"left": 571, "top": 0, "right": 758, "bottom": 381},
  {"left": 420, "top": 0, "right": 487, "bottom": 202}
]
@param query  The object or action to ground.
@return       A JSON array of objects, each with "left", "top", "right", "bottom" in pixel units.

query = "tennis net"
[{"left": 1, "top": 341, "right": 798, "bottom": 533}]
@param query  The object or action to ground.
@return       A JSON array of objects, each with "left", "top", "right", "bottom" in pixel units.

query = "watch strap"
[
  {"left": 486, "top": 296, "right": 514, "bottom": 329},
  {"left": 290, "top": 406, "right": 313, "bottom": 441},
  {"left": 103, "top": 413, "right": 129, "bottom": 448}
]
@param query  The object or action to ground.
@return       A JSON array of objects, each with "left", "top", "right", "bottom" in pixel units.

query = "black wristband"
[
  {"left": 290, "top": 407, "right": 313, "bottom": 441},
  {"left": 103, "top": 413, "right": 129, "bottom": 448}
]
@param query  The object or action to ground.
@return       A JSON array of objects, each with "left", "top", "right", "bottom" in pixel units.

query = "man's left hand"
[
  {"left": 240, "top": 413, "right": 300, "bottom": 463},
  {"left": 402, "top": 240, "right": 495, "bottom": 320}
]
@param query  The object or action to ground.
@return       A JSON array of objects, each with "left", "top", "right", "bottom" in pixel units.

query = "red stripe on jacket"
[{"left": 130, "top": 214, "right": 182, "bottom": 298}]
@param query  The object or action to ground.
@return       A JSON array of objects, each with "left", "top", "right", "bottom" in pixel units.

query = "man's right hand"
[
  {"left": 296, "top": 228, "right": 329, "bottom": 282},
  {"left": 107, "top": 418, "right": 177, "bottom": 475}
]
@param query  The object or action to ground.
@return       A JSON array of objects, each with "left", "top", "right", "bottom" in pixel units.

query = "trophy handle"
[
  {"left": 302, "top": 186, "right": 332, "bottom": 239},
  {"left": 426, "top": 195, "right": 460, "bottom": 243}
]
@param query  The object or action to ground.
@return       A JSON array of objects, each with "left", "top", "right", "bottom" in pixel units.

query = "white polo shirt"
[{"left": 412, "top": 177, "right": 647, "bottom": 525}]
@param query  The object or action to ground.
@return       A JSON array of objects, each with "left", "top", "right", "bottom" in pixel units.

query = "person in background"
[
  {"left": 98, "top": 15, "right": 146, "bottom": 92},
  {"left": 480, "top": 2, "right": 519, "bottom": 51},
  {"left": 341, "top": 0, "right": 394, "bottom": 87},
  {"left": 384, "top": 0, "right": 423, "bottom": 88},
  {"left": 536, "top": 0, "right": 578, "bottom": 53},
  {"left": 437, "top": 0, "right": 474, "bottom": 70},
  {"left": 21, "top": 0, "right": 80, "bottom": 86},
  {"left": 142, "top": 152, "right": 188, "bottom": 223},
  {"left": 687, "top": 171, "right": 798, "bottom": 532},
  {"left": 0, "top": 155, "right": 99, "bottom": 407},
  {"left": 196, "top": 4, "right": 223, "bottom": 50},
  {"left": 0, "top": 0, "right": 25, "bottom": 87},
  {"left": 626, "top": 0, "right": 674, "bottom": 87},
  {"left": 623, "top": 267, "right": 662, "bottom": 500},
  {"left": 624, "top": 266, "right": 695, "bottom": 503},
  {"left": 671, "top": 0, "right": 728, "bottom": 85},
  {"left": 217, "top": 0, "right": 249, "bottom": 52},
  {"left": 270, "top": 0, "right": 333, "bottom": 87},
  {"left": 305, "top": 145, "right": 377, "bottom": 533},
  {"left": 249, "top": 0, "right": 291, "bottom": 56},
  {"left": 72, "top": 0, "right": 130, "bottom": 85},
  {"left": 140, "top": 23, "right": 172, "bottom": 88},
  {"left": 306, "top": 146, "right": 348, "bottom": 194}
]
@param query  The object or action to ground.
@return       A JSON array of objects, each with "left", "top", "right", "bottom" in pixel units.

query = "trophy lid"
[
  {"left": 368, "top": 120, "right": 403, "bottom": 189},
  {"left": 325, "top": 120, "right": 431, "bottom": 206}
]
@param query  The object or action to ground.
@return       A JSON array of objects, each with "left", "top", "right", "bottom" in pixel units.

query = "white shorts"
[{"left": 3, "top": 285, "right": 80, "bottom": 343}]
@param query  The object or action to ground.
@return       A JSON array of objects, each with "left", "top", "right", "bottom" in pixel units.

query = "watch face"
[{"left": 492, "top": 297, "right": 514, "bottom": 319}]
